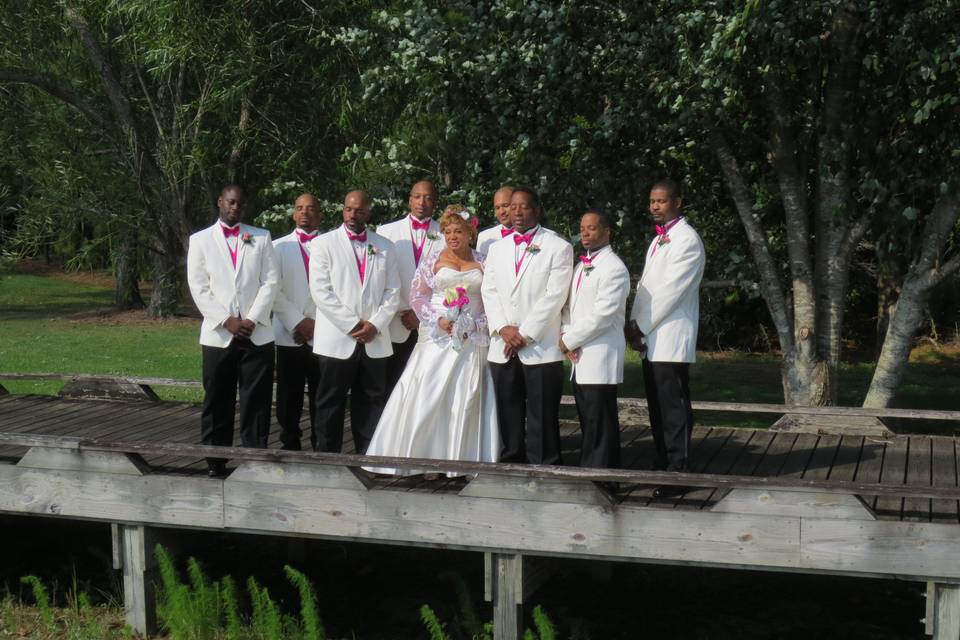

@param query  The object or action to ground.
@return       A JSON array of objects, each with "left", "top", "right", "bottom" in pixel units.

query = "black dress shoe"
[
  {"left": 207, "top": 461, "right": 227, "bottom": 478},
  {"left": 652, "top": 485, "right": 687, "bottom": 499}
]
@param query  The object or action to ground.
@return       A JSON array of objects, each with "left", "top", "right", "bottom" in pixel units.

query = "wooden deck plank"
[
  {"left": 8, "top": 398, "right": 138, "bottom": 435},
  {"left": 648, "top": 427, "right": 735, "bottom": 508},
  {"left": 777, "top": 433, "right": 819, "bottom": 478},
  {"left": 903, "top": 436, "right": 933, "bottom": 522},
  {"left": 680, "top": 428, "right": 759, "bottom": 508},
  {"left": 826, "top": 436, "right": 863, "bottom": 482},
  {"left": 0, "top": 395, "right": 91, "bottom": 431},
  {"left": 0, "top": 394, "right": 55, "bottom": 418},
  {"left": 705, "top": 429, "right": 777, "bottom": 507},
  {"left": 874, "top": 436, "right": 908, "bottom": 520},
  {"left": 931, "top": 437, "right": 958, "bottom": 524},
  {"left": 851, "top": 435, "right": 888, "bottom": 512},
  {"left": 801, "top": 435, "right": 841, "bottom": 481},
  {"left": 751, "top": 431, "right": 798, "bottom": 478},
  {"left": 621, "top": 426, "right": 715, "bottom": 506}
]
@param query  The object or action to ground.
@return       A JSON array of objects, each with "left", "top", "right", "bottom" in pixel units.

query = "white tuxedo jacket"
[
  {"left": 309, "top": 226, "right": 401, "bottom": 360},
  {"left": 477, "top": 224, "right": 512, "bottom": 255},
  {"left": 481, "top": 226, "right": 573, "bottom": 365},
  {"left": 630, "top": 218, "right": 705, "bottom": 363},
  {"left": 187, "top": 222, "right": 279, "bottom": 348},
  {"left": 561, "top": 246, "right": 630, "bottom": 384},
  {"left": 271, "top": 231, "right": 316, "bottom": 347},
  {"left": 376, "top": 216, "right": 444, "bottom": 342}
]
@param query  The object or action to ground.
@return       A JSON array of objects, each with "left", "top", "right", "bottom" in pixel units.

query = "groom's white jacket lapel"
[
  {"left": 271, "top": 230, "right": 316, "bottom": 347},
  {"left": 561, "top": 245, "right": 630, "bottom": 384},
  {"left": 376, "top": 215, "right": 444, "bottom": 343},
  {"left": 630, "top": 218, "right": 705, "bottom": 363},
  {"left": 187, "top": 221, "right": 280, "bottom": 347},
  {"left": 481, "top": 225, "right": 573, "bottom": 365},
  {"left": 309, "top": 225, "right": 401, "bottom": 360}
]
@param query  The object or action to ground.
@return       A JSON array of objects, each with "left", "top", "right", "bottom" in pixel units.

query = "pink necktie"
[
  {"left": 222, "top": 225, "right": 240, "bottom": 267},
  {"left": 347, "top": 229, "right": 368, "bottom": 284},
  {"left": 297, "top": 232, "right": 315, "bottom": 275}
]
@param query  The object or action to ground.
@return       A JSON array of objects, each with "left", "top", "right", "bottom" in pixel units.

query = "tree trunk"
[
  {"left": 113, "top": 229, "right": 144, "bottom": 310},
  {"left": 148, "top": 248, "right": 181, "bottom": 318}
]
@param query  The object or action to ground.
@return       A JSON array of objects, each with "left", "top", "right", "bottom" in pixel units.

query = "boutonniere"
[
  {"left": 583, "top": 264, "right": 595, "bottom": 275},
  {"left": 427, "top": 231, "right": 439, "bottom": 241},
  {"left": 241, "top": 232, "right": 253, "bottom": 244},
  {"left": 367, "top": 244, "right": 378, "bottom": 256},
  {"left": 526, "top": 244, "right": 541, "bottom": 254},
  {"left": 657, "top": 236, "right": 671, "bottom": 247}
]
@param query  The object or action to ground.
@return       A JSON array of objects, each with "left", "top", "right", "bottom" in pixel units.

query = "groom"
[
  {"left": 376, "top": 180, "right": 443, "bottom": 392},
  {"left": 481, "top": 186, "right": 573, "bottom": 464},
  {"left": 310, "top": 190, "right": 401, "bottom": 453}
]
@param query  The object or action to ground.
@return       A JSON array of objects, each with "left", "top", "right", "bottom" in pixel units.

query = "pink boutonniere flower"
[
  {"left": 583, "top": 263, "right": 595, "bottom": 275},
  {"left": 241, "top": 232, "right": 253, "bottom": 244},
  {"left": 366, "top": 244, "right": 378, "bottom": 255},
  {"left": 657, "top": 236, "right": 671, "bottom": 247},
  {"left": 526, "top": 244, "right": 541, "bottom": 254}
]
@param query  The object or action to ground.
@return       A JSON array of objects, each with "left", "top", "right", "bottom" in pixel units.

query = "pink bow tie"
[
  {"left": 579, "top": 254, "right": 593, "bottom": 265},
  {"left": 655, "top": 216, "right": 683, "bottom": 236},
  {"left": 347, "top": 230, "right": 367, "bottom": 243},
  {"left": 514, "top": 232, "right": 533, "bottom": 245},
  {"left": 500, "top": 227, "right": 514, "bottom": 238},
  {"left": 221, "top": 225, "right": 240, "bottom": 238},
  {"left": 411, "top": 218, "right": 430, "bottom": 231},
  {"left": 297, "top": 231, "right": 316, "bottom": 243}
]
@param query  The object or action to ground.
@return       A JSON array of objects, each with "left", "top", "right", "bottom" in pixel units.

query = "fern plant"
[
  {"left": 420, "top": 603, "right": 451, "bottom": 640},
  {"left": 20, "top": 575, "right": 56, "bottom": 631},
  {"left": 284, "top": 565, "right": 326, "bottom": 640}
]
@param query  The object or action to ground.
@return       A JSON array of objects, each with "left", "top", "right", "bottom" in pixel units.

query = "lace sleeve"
[
  {"left": 470, "top": 250, "right": 489, "bottom": 345},
  {"left": 410, "top": 249, "right": 441, "bottom": 326}
]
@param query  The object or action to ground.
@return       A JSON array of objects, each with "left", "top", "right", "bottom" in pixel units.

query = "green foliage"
[
  {"left": 530, "top": 605, "right": 556, "bottom": 640},
  {"left": 283, "top": 565, "right": 326, "bottom": 640},
  {"left": 19, "top": 576, "right": 55, "bottom": 631},
  {"left": 221, "top": 576, "right": 245, "bottom": 640},
  {"left": 247, "top": 576, "right": 284, "bottom": 640},
  {"left": 419, "top": 604, "right": 451, "bottom": 640}
]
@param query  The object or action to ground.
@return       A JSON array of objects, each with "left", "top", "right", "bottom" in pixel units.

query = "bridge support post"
[
  {"left": 113, "top": 523, "right": 158, "bottom": 637},
  {"left": 487, "top": 552, "right": 523, "bottom": 640},
  {"left": 931, "top": 582, "right": 960, "bottom": 639}
]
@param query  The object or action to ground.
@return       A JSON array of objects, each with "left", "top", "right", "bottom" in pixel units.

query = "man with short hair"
[
  {"left": 481, "top": 186, "right": 573, "bottom": 464},
  {"left": 377, "top": 180, "right": 444, "bottom": 391},
  {"left": 561, "top": 209, "right": 630, "bottom": 470},
  {"left": 476, "top": 185, "right": 515, "bottom": 254},
  {"left": 310, "top": 190, "right": 400, "bottom": 453},
  {"left": 187, "top": 184, "right": 279, "bottom": 476},
  {"left": 272, "top": 193, "right": 323, "bottom": 450},
  {"left": 628, "top": 179, "right": 705, "bottom": 497}
]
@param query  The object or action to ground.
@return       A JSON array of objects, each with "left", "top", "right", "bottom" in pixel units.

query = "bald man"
[
  {"left": 377, "top": 180, "right": 444, "bottom": 391},
  {"left": 476, "top": 186, "right": 515, "bottom": 254},
  {"left": 271, "top": 193, "right": 323, "bottom": 450},
  {"left": 309, "top": 190, "right": 401, "bottom": 453}
]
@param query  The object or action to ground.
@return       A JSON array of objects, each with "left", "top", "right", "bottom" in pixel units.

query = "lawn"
[{"left": 1, "top": 265, "right": 958, "bottom": 424}]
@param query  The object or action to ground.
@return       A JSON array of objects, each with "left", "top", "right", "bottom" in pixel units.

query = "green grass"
[{"left": 2, "top": 267, "right": 958, "bottom": 423}]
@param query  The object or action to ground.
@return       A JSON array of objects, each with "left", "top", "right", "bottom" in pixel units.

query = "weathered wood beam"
[
  {"left": 115, "top": 524, "right": 158, "bottom": 636},
  {"left": 1, "top": 433, "right": 958, "bottom": 500},
  {"left": 932, "top": 582, "right": 960, "bottom": 639}
]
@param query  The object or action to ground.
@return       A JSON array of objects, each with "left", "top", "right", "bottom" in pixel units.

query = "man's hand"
[
  {"left": 349, "top": 320, "right": 378, "bottom": 344},
  {"left": 498, "top": 325, "right": 527, "bottom": 350},
  {"left": 625, "top": 319, "right": 646, "bottom": 353},
  {"left": 559, "top": 337, "right": 581, "bottom": 363},
  {"left": 293, "top": 318, "right": 315, "bottom": 345},
  {"left": 224, "top": 316, "right": 253, "bottom": 338},
  {"left": 400, "top": 309, "right": 420, "bottom": 331},
  {"left": 438, "top": 318, "right": 453, "bottom": 335}
]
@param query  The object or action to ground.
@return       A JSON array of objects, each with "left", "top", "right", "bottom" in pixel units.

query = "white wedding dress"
[{"left": 364, "top": 249, "right": 500, "bottom": 475}]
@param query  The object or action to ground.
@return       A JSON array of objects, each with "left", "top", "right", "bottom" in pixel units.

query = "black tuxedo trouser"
[
  {"left": 201, "top": 340, "right": 275, "bottom": 463},
  {"left": 313, "top": 343, "right": 388, "bottom": 454},
  {"left": 490, "top": 358, "right": 564, "bottom": 465},
  {"left": 386, "top": 331, "right": 418, "bottom": 393},
  {"left": 642, "top": 358, "right": 693, "bottom": 471},
  {"left": 276, "top": 344, "right": 321, "bottom": 451},
  {"left": 572, "top": 375, "right": 621, "bottom": 469}
]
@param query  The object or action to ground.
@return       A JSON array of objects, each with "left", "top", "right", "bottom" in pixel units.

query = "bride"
[{"left": 364, "top": 205, "right": 500, "bottom": 476}]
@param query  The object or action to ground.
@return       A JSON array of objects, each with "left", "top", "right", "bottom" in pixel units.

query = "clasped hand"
[
  {"left": 224, "top": 316, "right": 255, "bottom": 339},
  {"left": 349, "top": 320, "right": 378, "bottom": 343},
  {"left": 499, "top": 325, "right": 526, "bottom": 358}
]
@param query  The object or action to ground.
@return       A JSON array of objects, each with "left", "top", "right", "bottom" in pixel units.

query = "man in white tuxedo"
[
  {"left": 272, "top": 193, "right": 322, "bottom": 450},
  {"left": 628, "top": 179, "right": 705, "bottom": 496},
  {"left": 481, "top": 186, "right": 573, "bottom": 464},
  {"left": 187, "top": 184, "right": 279, "bottom": 476},
  {"left": 476, "top": 185, "right": 515, "bottom": 254},
  {"left": 376, "top": 180, "right": 443, "bottom": 391},
  {"left": 561, "top": 210, "right": 630, "bottom": 469},
  {"left": 310, "top": 190, "right": 401, "bottom": 453}
]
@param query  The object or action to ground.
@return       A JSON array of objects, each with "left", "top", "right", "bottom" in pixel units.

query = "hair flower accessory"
[{"left": 456, "top": 208, "right": 480, "bottom": 229}]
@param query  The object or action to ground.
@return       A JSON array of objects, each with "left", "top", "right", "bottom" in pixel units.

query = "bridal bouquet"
[{"left": 441, "top": 285, "right": 472, "bottom": 350}]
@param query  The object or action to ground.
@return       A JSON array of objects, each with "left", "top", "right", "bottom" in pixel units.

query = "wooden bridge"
[{"left": 2, "top": 376, "right": 960, "bottom": 639}]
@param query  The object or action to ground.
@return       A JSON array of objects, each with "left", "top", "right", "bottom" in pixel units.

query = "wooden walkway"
[{"left": 0, "top": 393, "right": 957, "bottom": 522}]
